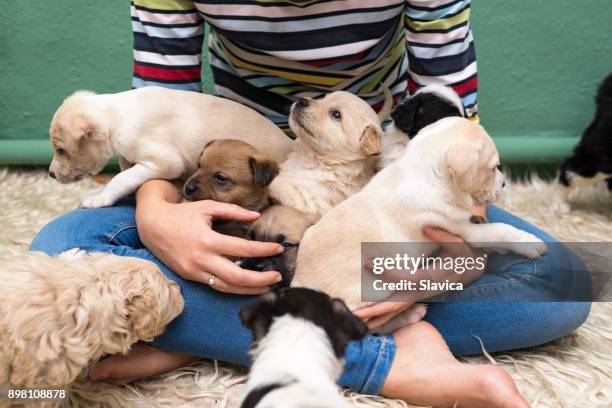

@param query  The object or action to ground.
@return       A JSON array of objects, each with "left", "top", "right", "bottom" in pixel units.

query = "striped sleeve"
[
  {"left": 131, "top": 0, "right": 204, "bottom": 92},
  {"left": 404, "top": 0, "right": 478, "bottom": 117}
]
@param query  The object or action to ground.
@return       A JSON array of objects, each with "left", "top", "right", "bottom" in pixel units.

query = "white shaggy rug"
[{"left": 0, "top": 167, "right": 610, "bottom": 408}]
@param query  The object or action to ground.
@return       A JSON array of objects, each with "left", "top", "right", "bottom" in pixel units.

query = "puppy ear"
[
  {"left": 390, "top": 98, "right": 420, "bottom": 136},
  {"left": 249, "top": 156, "right": 279, "bottom": 187},
  {"left": 239, "top": 291, "right": 279, "bottom": 341},
  {"left": 359, "top": 125, "right": 384, "bottom": 156},
  {"left": 125, "top": 290, "right": 160, "bottom": 341},
  {"left": 331, "top": 298, "right": 368, "bottom": 352},
  {"left": 445, "top": 142, "right": 481, "bottom": 193},
  {"left": 73, "top": 114, "right": 107, "bottom": 141}
]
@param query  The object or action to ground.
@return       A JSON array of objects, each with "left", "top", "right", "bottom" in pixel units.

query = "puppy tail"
[{"left": 377, "top": 85, "right": 393, "bottom": 122}]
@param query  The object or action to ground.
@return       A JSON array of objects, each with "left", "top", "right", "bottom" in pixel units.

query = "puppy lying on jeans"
[
  {"left": 239, "top": 287, "right": 367, "bottom": 408},
  {"left": 295, "top": 118, "right": 547, "bottom": 319},
  {"left": 183, "top": 139, "right": 279, "bottom": 237}
]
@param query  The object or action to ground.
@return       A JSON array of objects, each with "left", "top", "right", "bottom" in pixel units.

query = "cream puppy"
[
  {"left": 48, "top": 87, "right": 293, "bottom": 208},
  {"left": 269, "top": 89, "right": 391, "bottom": 216},
  {"left": 0, "top": 250, "right": 183, "bottom": 390},
  {"left": 294, "top": 117, "right": 547, "bottom": 312}
]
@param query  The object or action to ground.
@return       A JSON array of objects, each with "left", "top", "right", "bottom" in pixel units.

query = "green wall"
[{"left": 1, "top": 1, "right": 610, "bottom": 165}]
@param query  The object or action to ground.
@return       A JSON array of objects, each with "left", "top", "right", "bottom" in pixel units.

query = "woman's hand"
[
  {"left": 135, "top": 180, "right": 284, "bottom": 294},
  {"left": 355, "top": 226, "right": 487, "bottom": 330}
]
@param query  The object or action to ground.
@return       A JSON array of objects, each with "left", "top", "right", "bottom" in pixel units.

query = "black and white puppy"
[
  {"left": 559, "top": 73, "right": 612, "bottom": 196},
  {"left": 378, "top": 84, "right": 466, "bottom": 169},
  {"left": 239, "top": 287, "right": 368, "bottom": 408}
]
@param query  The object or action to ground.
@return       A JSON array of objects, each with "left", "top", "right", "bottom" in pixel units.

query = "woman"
[{"left": 31, "top": 1, "right": 591, "bottom": 406}]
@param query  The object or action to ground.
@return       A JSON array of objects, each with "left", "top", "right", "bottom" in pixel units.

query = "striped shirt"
[{"left": 131, "top": 0, "right": 478, "bottom": 131}]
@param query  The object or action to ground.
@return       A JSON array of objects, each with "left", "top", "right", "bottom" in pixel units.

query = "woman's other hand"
[{"left": 357, "top": 226, "right": 487, "bottom": 330}]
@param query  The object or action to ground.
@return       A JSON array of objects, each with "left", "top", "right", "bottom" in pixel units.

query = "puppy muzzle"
[
  {"left": 183, "top": 180, "right": 200, "bottom": 200},
  {"left": 289, "top": 99, "right": 314, "bottom": 135},
  {"left": 241, "top": 254, "right": 293, "bottom": 288}
]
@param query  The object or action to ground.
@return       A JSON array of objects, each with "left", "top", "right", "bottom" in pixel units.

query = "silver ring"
[{"left": 207, "top": 275, "right": 216, "bottom": 286}]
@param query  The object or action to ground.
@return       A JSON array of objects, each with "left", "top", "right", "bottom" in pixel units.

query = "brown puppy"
[
  {"left": 183, "top": 139, "right": 279, "bottom": 237},
  {"left": 241, "top": 205, "right": 318, "bottom": 286}
]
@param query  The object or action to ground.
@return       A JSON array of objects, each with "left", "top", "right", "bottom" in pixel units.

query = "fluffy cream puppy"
[
  {"left": 0, "top": 250, "right": 183, "bottom": 390},
  {"left": 48, "top": 87, "right": 293, "bottom": 208},
  {"left": 269, "top": 89, "right": 391, "bottom": 217},
  {"left": 294, "top": 117, "right": 547, "bottom": 311}
]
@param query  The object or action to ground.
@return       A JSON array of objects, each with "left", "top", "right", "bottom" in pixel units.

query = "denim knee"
[
  {"left": 531, "top": 242, "right": 593, "bottom": 302},
  {"left": 31, "top": 197, "right": 139, "bottom": 255},
  {"left": 529, "top": 301, "right": 592, "bottom": 347},
  {"left": 30, "top": 209, "right": 92, "bottom": 254}
]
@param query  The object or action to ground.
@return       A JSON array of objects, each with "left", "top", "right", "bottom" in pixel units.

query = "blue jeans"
[{"left": 30, "top": 202, "right": 592, "bottom": 395}]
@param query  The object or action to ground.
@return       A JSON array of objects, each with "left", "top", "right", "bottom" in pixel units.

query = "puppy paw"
[
  {"left": 508, "top": 232, "right": 548, "bottom": 259},
  {"left": 81, "top": 194, "right": 115, "bottom": 208},
  {"left": 401, "top": 303, "right": 428, "bottom": 325}
]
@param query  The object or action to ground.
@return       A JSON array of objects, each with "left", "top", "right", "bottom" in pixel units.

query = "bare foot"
[
  {"left": 381, "top": 321, "right": 530, "bottom": 408},
  {"left": 89, "top": 343, "right": 197, "bottom": 384}
]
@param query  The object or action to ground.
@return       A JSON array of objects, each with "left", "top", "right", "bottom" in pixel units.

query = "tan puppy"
[
  {"left": 269, "top": 89, "right": 391, "bottom": 216},
  {"left": 0, "top": 250, "right": 183, "bottom": 391},
  {"left": 48, "top": 87, "right": 293, "bottom": 208},
  {"left": 183, "top": 139, "right": 279, "bottom": 237},
  {"left": 241, "top": 205, "right": 318, "bottom": 285},
  {"left": 294, "top": 117, "right": 547, "bottom": 313}
]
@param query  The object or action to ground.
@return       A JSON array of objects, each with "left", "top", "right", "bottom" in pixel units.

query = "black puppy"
[
  {"left": 559, "top": 73, "right": 612, "bottom": 193},
  {"left": 378, "top": 84, "right": 466, "bottom": 169},
  {"left": 239, "top": 287, "right": 368, "bottom": 408}
]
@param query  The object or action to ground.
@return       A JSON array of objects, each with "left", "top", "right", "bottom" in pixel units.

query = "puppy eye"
[
  {"left": 330, "top": 110, "right": 342, "bottom": 120},
  {"left": 213, "top": 173, "right": 228, "bottom": 184},
  {"left": 282, "top": 242, "right": 297, "bottom": 249},
  {"left": 56, "top": 148, "right": 66, "bottom": 156},
  {"left": 496, "top": 164, "right": 503, "bottom": 172}
]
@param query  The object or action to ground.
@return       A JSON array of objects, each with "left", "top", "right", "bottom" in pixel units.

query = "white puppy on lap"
[{"left": 294, "top": 117, "right": 547, "bottom": 313}]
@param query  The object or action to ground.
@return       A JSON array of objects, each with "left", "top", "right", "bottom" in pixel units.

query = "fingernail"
[
  {"left": 275, "top": 274, "right": 283, "bottom": 283},
  {"left": 276, "top": 245, "right": 284, "bottom": 253},
  {"left": 248, "top": 210, "right": 260, "bottom": 215}
]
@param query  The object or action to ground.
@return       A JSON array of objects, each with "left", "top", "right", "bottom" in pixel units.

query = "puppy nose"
[
  {"left": 502, "top": 181, "right": 506, "bottom": 188},
  {"left": 183, "top": 181, "right": 199, "bottom": 196},
  {"left": 297, "top": 98, "right": 309, "bottom": 108},
  {"left": 49, "top": 171, "right": 56, "bottom": 179}
]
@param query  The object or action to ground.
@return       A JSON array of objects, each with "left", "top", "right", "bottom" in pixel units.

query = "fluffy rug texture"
[{"left": 0, "top": 167, "right": 610, "bottom": 408}]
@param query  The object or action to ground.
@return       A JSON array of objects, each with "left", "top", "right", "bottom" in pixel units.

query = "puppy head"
[
  {"left": 289, "top": 91, "right": 384, "bottom": 160},
  {"left": 242, "top": 205, "right": 318, "bottom": 286},
  {"left": 441, "top": 119, "right": 504, "bottom": 206},
  {"left": 239, "top": 287, "right": 368, "bottom": 358},
  {"left": 100, "top": 255, "right": 184, "bottom": 349},
  {"left": 48, "top": 91, "right": 112, "bottom": 183},
  {"left": 183, "top": 139, "right": 279, "bottom": 211},
  {"left": 390, "top": 85, "right": 465, "bottom": 138}
]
